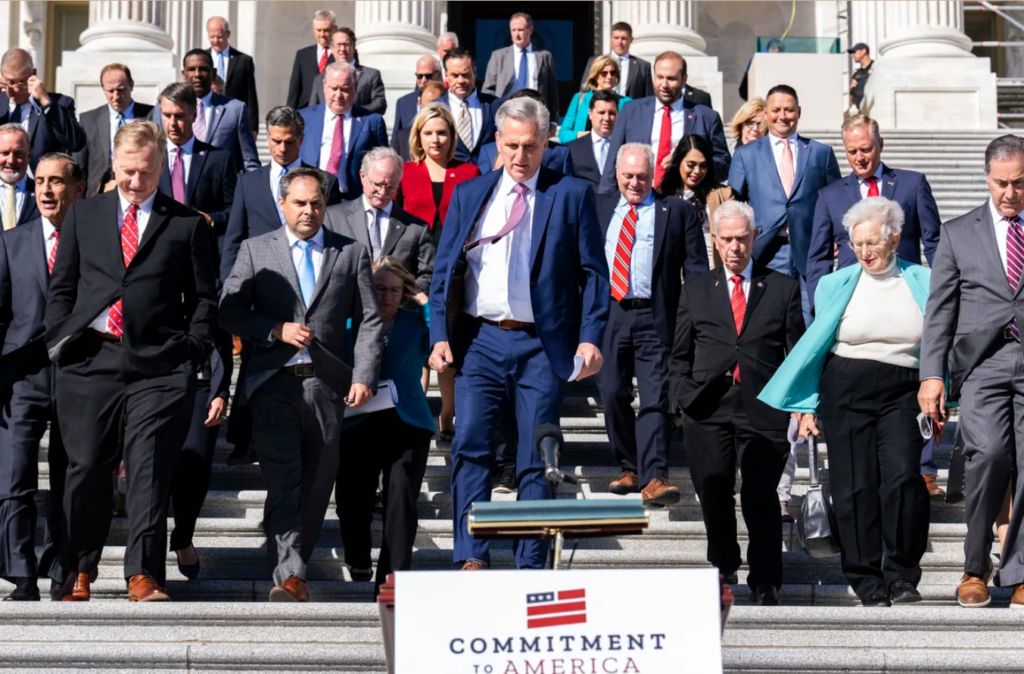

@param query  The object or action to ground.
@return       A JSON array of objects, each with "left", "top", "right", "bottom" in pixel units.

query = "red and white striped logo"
[{"left": 526, "top": 589, "right": 587, "bottom": 629}]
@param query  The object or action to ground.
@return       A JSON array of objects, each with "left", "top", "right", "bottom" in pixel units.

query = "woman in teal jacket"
[
  {"left": 759, "top": 197, "right": 932, "bottom": 608},
  {"left": 557, "top": 54, "right": 631, "bottom": 144},
  {"left": 337, "top": 257, "right": 435, "bottom": 590}
]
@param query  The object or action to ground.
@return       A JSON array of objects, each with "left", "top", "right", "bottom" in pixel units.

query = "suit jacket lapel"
[
  {"left": 272, "top": 228, "right": 305, "bottom": 302},
  {"left": 739, "top": 268, "right": 768, "bottom": 335},
  {"left": 711, "top": 267, "right": 736, "bottom": 332},
  {"left": 308, "top": 231, "right": 340, "bottom": 311},
  {"left": 345, "top": 199, "right": 373, "bottom": 249},
  {"left": 258, "top": 165, "right": 280, "bottom": 220},
  {"left": 225, "top": 50, "right": 238, "bottom": 83},
  {"left": 382, "top": 210, "right": 407, "bottom": 256},
  {"left": 27, "top": 106, "right": 41, "bottom": 144},
  {"left": 207, "top": 95, "right": 227, "bottom": 139},
  {"left": 186, "top": 145, "right": 208, "bottom": 202},
  {"left": 653, "top": 199, "right": 668, "bottom": 275},
  {"left": 134, "top": 195, "right": 174, "bottom": 263},
  {"left": 529, "top": 173, "right": 556, "bottom": 269},
  {"left": 881, "top": 164, "right": 897, "bottom": 200},
  {"left": 789, "top": 135, "right": 811, "bottom": 199},
  {"left": 347, "top": 114, "right": 366, "bottom": 169},
  {"left": 98, "top": 112, "right": 111, "bottom": 160},
  {"left": 844, "top": 173, "right": 862, "bottom": 206},
  {"left": 31, "top": 221, "right": 48, "bottom": 294},
  {"left": 974, "top": 205, "right": 1007, "bottom": 295},
  {"left": 102, "top": 191, "right": 123, "bottom": 270},
  {"left": 758, "top": 137, "right": 786, "bottom": 198}
]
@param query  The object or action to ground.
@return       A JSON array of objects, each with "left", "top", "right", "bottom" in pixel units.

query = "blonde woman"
[
  {"left": 729, "top": 97, "right": 768, "bottom": 149},
  {"left": 558, "top": 55, "right": 632, "bottom": 143}
]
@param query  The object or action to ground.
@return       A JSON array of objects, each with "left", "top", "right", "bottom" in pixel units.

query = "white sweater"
[{"left": 831, "top": 259, "right": 924, "bottom": 369}]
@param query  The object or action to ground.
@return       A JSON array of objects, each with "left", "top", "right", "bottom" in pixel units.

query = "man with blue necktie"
[
  {"left": 483, "top": 13, "right": 559, "bottom": 117},
  {"left": 566, "top": 90, "right": 620, "bottom": 190}
]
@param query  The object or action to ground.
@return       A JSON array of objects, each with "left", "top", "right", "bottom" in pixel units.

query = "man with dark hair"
[
  {"left": 599, "top": 51, "right": 729, "bottom": 194},
  {"left": 438, "top": 48, "right": 504, "bottom": 165},
  {"left": 151, "top": 49, "right": 259, "bottom": 172},
  {"left": 578, "top": 22, "right": 656, "bottom": 102},
  {"left": 0, "top": 152, "right": 84, "bottom": 601},
  {"left": 566, "top": 89, "right": 620, "bottom": 189},
  {"left": 308, "top": 27, "right": 387, "bottom": 115},
  {"left": 475, "top": 89, "right": 573, "bottom": 176},
  {"left": 288, "top": 9, "right": 336, "bottom": 110},
  {"left": 207, "top": 16, "right": 259, "bottom": 133},
  {"left": 76, "top": 64, "right": 154, "bottom": 196},
  {"left": 220, "top": 166, "right": 382, "bottom": 602},
  {"left": 483, "top": 13, "right": 559, "bottom": 116},
  {"left": 848, "top": 43, "right": 873, "bottom": 109}
]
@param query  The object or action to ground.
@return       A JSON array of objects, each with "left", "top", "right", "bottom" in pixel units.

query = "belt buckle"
[{"left": 294, "top": 363, "right": 314, "bottom": 377}]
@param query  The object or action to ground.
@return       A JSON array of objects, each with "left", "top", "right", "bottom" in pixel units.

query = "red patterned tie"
[
  {"left": 1007, "top": 215, "right": 1024, "bottom": 340},
  {"left": 730, "top": 275, "right": 746, "bottom": 381},
  {"left": 610, "top": 205, "right": 638, "bottom": 301},
  {"left": 318, "top": 48, "right": 328, "bottom": 74},
  {"left": 107, "top": 204, "right": 139, "bottom": 337},
  {"left": 654, "top": 106, "right": 672, "bottom": 188},
  {"left": 47, "top": 228, "right": 59, "bottom": 275},
  {"left": 865, "top": 176, "right": 879, "bottom": 198}
]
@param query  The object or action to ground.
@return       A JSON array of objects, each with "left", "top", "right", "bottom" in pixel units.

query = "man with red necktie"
[
  {"left": 669, "top": 200, "right": 805, "bottom": 607},
  {"left": 287, "top": 9, "right": 336, "bottom": 110},
  {"left": 44, "top": 121, "right": 217, "bottom": 603}
]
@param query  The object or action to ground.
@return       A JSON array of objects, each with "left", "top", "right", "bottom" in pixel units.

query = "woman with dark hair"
[{"left": 659, "top": 134, "right": 733, "bottom": 268}]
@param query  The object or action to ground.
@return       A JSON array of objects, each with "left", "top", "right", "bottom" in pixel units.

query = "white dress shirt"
[
  {"left": 650, "top": 96, "right": 686, "bottom": 153},
  {"left": 166, "top": 135, "right": 196, "bottom": 185},
  {"left": 42, "top": 217, "right": 57, "bottom": 263},
  {"left": 89, "top": 190, "right": 156, "bottom": 334},
  {"left": 108, "top": 102, "right": 136, "bottom": 155},
  {"left": 448, "top": 89, "right": 483, "bottom": 150},
  {"left": 768, "top": 132, "right": 800, "bottom": 178},
  {"left": 320, "top": 107, "right": 354, "bottom": 189},
  {"left": 282, "top": 226, "right": 325, "bottom": 367},
  {"left": 857, "top": 163, "right": 885, "bottom": 199},
  {"left": 361, "top": 195, "right": 393, "bottom": 248},
  {"left": 465, "top": 169, "right": 541, "bottom": 322},
  {"left": 0, "top": 175, "right": 28, "bottom": 222},
  {"left": 604, "top": 193, "right": 656, "bottom": 299},
  {"left": 614, "top": 53, "right": 631, "bottom": 96},
  {"left": 512, "top": 43, "right": 538, "bottom": 89},
  {"left": 726, "top": 260, "right": 753, "bottom": 302},
  {"left": 591, "top": 131, "right": 611, "bottom": 175}
]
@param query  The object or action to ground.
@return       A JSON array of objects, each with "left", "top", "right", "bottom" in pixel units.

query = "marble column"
[
  {"left": 57, "top": 1, "right": 179, "bottom": 111},
  {"left": 167, "top": 1, "right": 204, "bottom": 65},
  {"left": 860, "top": 1, "right": 996, "bottom": 129},
  {"left": 355, "top": 0, "right": 444, "bottom": 130}
]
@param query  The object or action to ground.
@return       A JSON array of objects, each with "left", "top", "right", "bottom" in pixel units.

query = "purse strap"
[{"left": 806, "top": 434, "right": 821, "bottom": 487}]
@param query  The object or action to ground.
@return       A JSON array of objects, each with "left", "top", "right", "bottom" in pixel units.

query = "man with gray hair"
[
  {"left": 207, "top": 16, "right": 259, "bottom": 132},
  {"left": 596, "top": 142, "right": 707, "bottom": 506},
  {"left": 0, "top": 124, "right": 39, "bottom": 229},
  {"left": 287, "top": 9, "right": 338, "bottom": 109},
  {"left": 392, "top": 54, "right": 442, "bottom": 138},
  {"left": 670, "top": 198, "right": 805, "bottom": 606},
  {"left": 919, "top": 134, "right": 1024, "bottom": 610},
  {"left": 437, "top": 32, "right": 459, "bottom": 78},
  {"left": 429, "top": 96, "right": 609, "bottom": 571}
]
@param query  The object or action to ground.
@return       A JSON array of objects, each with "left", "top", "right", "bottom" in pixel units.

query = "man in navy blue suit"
[
  {"left": 392, "top": 55, "right": 441, "bottom": 141},
  {"left": 437, "top": 48, "right": 503, "bottom": 166},
  {"left": 728, "top": 84, "right": 841, "bottom": 324},
  {"left": 429, "top": 97, "right": 609, "bottom": 571},
  {"left": 299, "top": 61, "right": 388, "bottom": 202},
  {"left": 599, "top": 52, "right": 729, "bottom": 194}
]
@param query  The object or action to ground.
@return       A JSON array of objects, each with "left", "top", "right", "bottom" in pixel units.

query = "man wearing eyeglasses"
[
  {"left": 308, "top": 27, "right": 387, "bottom": 116},
  {"left": 324, "top": 147, "right": 434, "bottom": 301},
  {"left": 0, "top": 49, "right": 84, "bottom": 172},
  {"left": 392, "top": 55, "right": 442, "bottom": 141}
]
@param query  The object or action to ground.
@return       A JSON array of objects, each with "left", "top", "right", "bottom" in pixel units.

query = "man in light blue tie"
[
  {"left": 207, "top": 16, "right": 260, "bottom": 133},
  {"left": 566, "top": 89, "right": 620, "bottom": 190},
  {"left": 482, "top": 12, "right": 559, "bottom": 116},
  {"left": 219, "top": 166, "right": 382, "bottom": 602}
]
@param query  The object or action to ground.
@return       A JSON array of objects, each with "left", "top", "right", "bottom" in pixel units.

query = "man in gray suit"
[
  {"left": 219, "top": 166, "right": 382, "bottom": 602},
  {"left": 308, "top": 27, "right": 387, "bottom": 116},
  {"left": 919, "top": 134, "right": 1024, "bottom": 610},
  {"left": 324, "top": 147, "right": 434, "bottom": 297},
  {"left": 483, "top": 12, "right": 559, "bottom": 116}
]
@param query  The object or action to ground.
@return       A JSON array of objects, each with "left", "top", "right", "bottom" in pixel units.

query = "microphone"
[{"left": 535, "top": 424, "right": 576, "bottom": 485}]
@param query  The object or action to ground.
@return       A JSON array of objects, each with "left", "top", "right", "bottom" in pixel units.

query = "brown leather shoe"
[
  {"left": 923, "top": 473, "right": 945, "bottom": 498},
  {"left": 957, "top": 573, "right": 991, "bottom": 608},
  {"left": 641, "top": 477, "right": 681, "bottom": 508},
  {"left": 269, "top": 575, "right": 309, "bottom": 602},
  {"left": 61, "top": 573, "right": 91, "bottom": 602},
  {"left": 609, "top": 470, "right": 640, "bottom": 495},
  {"left": 128, "top": 574, "right": 170, "bottom": 602},
  {"left": 1011, "top": 585, "right": 1024, "bottom": 609},
  {"left": 461, "top": 560, "right": 487, "bottom": 571}
]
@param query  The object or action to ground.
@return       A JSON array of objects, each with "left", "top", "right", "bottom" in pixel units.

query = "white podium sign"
[{"left": 395, "top": 568, "right": 723, "bottom": 674}]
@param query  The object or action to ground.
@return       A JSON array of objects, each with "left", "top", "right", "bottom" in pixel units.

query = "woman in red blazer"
[{"left": 397, "top": 102, "right": 480, "bottom": 441}]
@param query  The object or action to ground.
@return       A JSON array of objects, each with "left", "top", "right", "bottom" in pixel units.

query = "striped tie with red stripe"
[
  {"left": 107, "top": 203, "right": 139, "bottom": 338},
  {"left": 611, "top": 205, "right": 638, "bottom": 302},
  {"left": 1008, "top": 215, "right": 1024, "bottom": 341}
]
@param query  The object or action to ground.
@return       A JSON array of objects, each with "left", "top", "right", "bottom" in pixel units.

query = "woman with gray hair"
[{"left": 759, "top": 196, "right": 932, "bottom": 607}]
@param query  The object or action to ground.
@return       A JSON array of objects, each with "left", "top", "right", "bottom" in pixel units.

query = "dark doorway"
[{"left": 447, "top": 1, "right": 596, "bottom": 118}]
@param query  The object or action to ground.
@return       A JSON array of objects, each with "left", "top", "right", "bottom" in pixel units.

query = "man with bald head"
[
  {"left": 393, "top": 55, "right": 442, "bottom": 139},
  {"left": 0, "top": 49, "right": 84, "bottom": 171},
  {"left": 207, "top": 16, "right": 259, "bottom": 133}
]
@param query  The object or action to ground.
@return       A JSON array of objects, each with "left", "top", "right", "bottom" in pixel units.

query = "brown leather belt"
[
  {"left": 283, "top": 363, "right": 315, "bottom": 377},
  {"left": 88, "top": 329, "right": 121, "bottom": 342},
  {"left": 480, "top": 317, "right": 535, "bottom": 330}
]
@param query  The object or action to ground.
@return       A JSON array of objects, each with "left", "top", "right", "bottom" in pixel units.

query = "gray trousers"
[
  {"left": 250, "top": 371, "right": 342, "bottom": 586},
  {"left": 958, "top": 341, "right": 1024, "bottom": 586}
]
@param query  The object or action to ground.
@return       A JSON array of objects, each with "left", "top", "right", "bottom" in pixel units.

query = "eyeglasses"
[
  {"left": 415, "top": 72, "right": 438, "bottom": 80},
  {"left": 367, "top": 179, "right": 398, "bottom": 193},
  {"left": 743, "top": 119, "right": 763, "bottom": 128},
  {"left": 375, "top": 285, "right": 404, "bottom": 299},
  {"left": 847, "top": 239, "right": 890, "bottom": 252},
  {"left": 598, "top": 70, "right": 617, "bottom": 79}
]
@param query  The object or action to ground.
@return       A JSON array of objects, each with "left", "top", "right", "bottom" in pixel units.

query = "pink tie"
[
  {"left": 108, "top": 204, "right": 139, "bottom": 337},
  {"left": 779, "top": 138, "right": 795, "bottom": 196},
  {"left": 326, "top": 114, "right": 345, "bottom": 175},
  {"left": 467, "top": 183, "right": 529, "bottom": 249},
  {"left": 171, "top": 146, "right": 186, "bottom": 203},
  {"left": 194, "top": 99, "right": 207, "bottom": 142},
  {"left": 1007, "top": 216, "right": 1024, "bottom": 340}
]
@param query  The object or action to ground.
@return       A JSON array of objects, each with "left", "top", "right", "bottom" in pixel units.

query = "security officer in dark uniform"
[{"left": 848, "top": 42, "right": 873, "bottom": 109}]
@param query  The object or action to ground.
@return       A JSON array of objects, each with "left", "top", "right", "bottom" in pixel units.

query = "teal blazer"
[
  {"left": 757, "top": 259, "right": 931, "bottom": 413},
  {"left": 557, "top": 91, "right": 631, "bottom": 144},
  {"left": 344, "top": 306, "right": 435, "bottom": 434}
]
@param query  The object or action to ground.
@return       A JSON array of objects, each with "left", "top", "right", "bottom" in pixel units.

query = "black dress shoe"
[
  {"left": 3, "top": 578, "right": 40, "bottom": 601},
  {"left": 49, "top": 580, "right": 63, "bottom": 602},
  {"left": 862, "top": 591, "right": 892, "bottom": 607},
  {"left": 751, "top": 584, "right": 779, "bottom": 606},
  {"left": 890, "top": 580, "right": 923, "bottom": 604},
  {"left": 225, "top": 444, "right": 256, "bottom": 466}
]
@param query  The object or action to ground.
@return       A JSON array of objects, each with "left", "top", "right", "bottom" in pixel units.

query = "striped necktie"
[
  {"left": 458, "top": 100, "right": 473, "bottom": 150},
  {"left": 2, "top": 183, "right": 16, "bottom": 230},
  {"left": 611, "top": 205, "right": 638, "bottom": 301},
  {"left": 730, "top": 275, "right": 746, "bottom": 380},
  {"left": 107, "top": 204, "right": 139, "bottom": 337},
  {"left": 1007, "top": 215, "right": 1024, "bottom": 340}
]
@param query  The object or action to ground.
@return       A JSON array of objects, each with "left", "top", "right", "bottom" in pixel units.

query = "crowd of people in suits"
[{"left": 0, "top": 6, "right": 1019, "bottom": 615}]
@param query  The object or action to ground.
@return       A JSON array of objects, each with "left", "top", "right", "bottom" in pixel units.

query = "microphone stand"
[{"left": 544, "top": 468, "right": 577, "bottom": 571}]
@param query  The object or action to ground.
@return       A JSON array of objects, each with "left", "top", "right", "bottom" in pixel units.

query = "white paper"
[
  {"left": 344, "top": 380, "right": 398, "bottom": 418},
  {"left": 568, "top": 355, "right": 585, "bottom": 382}
]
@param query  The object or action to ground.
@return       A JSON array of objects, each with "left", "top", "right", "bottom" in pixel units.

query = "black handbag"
[{"left": 797, "top": 435, "right": 842, "bottom": 558}]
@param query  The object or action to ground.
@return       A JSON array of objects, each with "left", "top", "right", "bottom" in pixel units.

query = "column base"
[
  {"left": 57, "top": 50, "right": 179, "bottom": 112},
  {"left": 863, "top": 57, "right": 997, "bottom": 130}
]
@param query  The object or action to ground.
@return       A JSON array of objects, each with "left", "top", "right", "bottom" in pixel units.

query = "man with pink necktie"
[
  {"left": 728, "top": 84, "right": 841, "bottom": 325},
  {"left": 44, "top": 120, "right": 217, "bottom": 602},
  {"left": 299, "top": 61, "right": 388, "bottom": 201}
]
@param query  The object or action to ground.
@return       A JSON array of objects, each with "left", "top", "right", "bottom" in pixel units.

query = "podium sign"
[{"left": 394, "top": 568, "right": 723, "bottom": 674}]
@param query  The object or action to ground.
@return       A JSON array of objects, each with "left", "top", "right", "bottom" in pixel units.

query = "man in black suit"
[
  {"left": 579, "top": 22, "right": 655, "bottom": 101},
  {"left": 74, "top": 64, "right": 154, "bottom": 197},
  {"left": 0, "top": 49, "right": 85, "bottom": 171},
  {"left": 308, "top": 27, "right": 387, "bottom": 116},
  {"left": 45, "top": 120, "right": 217, "bottom": 602},
  {"left": 392, "top": 55, "right": 442, "bottom": 141},
  {"left": 156, "top": 82, "right": 237, "bottom": 255},
  {"left": 438, "top": 48, "right": 503, "bottom": 165},
  {"left": 670, "top": 200, "right": 805, "bottom": 607},
  {"left": 567, "top": 90, "right": 619, "bottom": 191},
  {"left": 0, "top": 124, "right": 40, "bottom": 229},
  {"left": 0, "top": 152, "right": 84, "bottom": 601},
  {"left": 598, "top": 142, "right": 707, "bottom": 507},
  {"left": 287, "top": 9, "right": 336, "bottom": 110},
  {"left": 207, "top": 16, "right": 259, "bottom": 133}
]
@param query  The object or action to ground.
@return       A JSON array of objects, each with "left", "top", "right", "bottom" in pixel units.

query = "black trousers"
[
  {"left": 55, "top": 334, "right": 195, "bottom": 583},
  {"left": 0, "top": 352, "right": 67, "bottom": 583},
  {"left": 168, "top": 378, "right": 219, "bottom": 551},
  {"left": 598, "top": 303, "right": 670, "bottom": 486},
  {"left": 818, "top": 355, "right": 930, "bottom": 600},
  {"left": 683, "top": 379, "right": 790, "bottom": 589},
  {"left": 338, "top": 409, "right": 431, "bottom": 586}
]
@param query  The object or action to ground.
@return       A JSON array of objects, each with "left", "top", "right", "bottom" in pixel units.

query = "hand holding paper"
[{"left": 570, "top": 343, "right": 603, "bottom": 381}]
